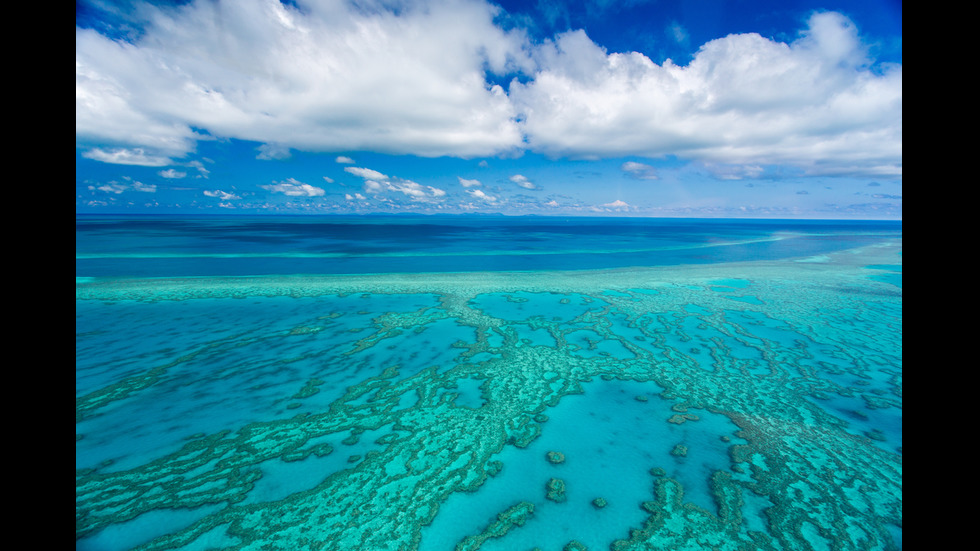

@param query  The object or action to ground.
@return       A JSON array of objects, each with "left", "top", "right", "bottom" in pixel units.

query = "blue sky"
[{"left": 76, "top": 0, "right": 902, "bottom": 218}]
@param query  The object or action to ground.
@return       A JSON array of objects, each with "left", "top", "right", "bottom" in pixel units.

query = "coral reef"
[
  {"left": 546, "top": 450, "right": 565, "bottom": 464},
  {"left": 546, "top": 478, "right": 567, "bottom": 502},
  {"left": 76, "top": 243, "right": 902, "bottom": 550}
]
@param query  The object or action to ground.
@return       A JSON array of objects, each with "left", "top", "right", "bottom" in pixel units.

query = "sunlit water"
[{"left": 77, "top": 216, "right": 901, "bottom": 550}]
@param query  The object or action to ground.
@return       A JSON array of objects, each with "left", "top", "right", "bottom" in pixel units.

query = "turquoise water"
[{"left": 76, "top": 216, "right": 902, "bottom": 550}]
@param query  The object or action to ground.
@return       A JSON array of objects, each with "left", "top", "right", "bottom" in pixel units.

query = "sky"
[{"left": 76, "top": 0, "right": 902, "bottom": 218}]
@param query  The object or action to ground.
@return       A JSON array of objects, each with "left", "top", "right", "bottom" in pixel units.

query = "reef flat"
[{"left": 76, "top": 239, "right": 901, "bottom": 551}]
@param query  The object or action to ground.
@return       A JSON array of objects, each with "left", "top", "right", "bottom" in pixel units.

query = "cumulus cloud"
[
  {"left": 335, "top": 156, "right": 355, "bottom": 164},
  {"left": 467, "top": 188, "right": 496, "bottom": 202},
  {"left": 458, "top": 176, "right": 482, "bottom": 187},
  {"left": 75, "top": 3, "right": 900, "bottom": 178},
  {"left": 345, "top": 166, "right": 389, "bottom": 181},
  {"left": 260, "top": 177, "right": 325, "bottom": 197},
  {"left": 510, "top": 174, "right": 537, "bottom": 189},
  {"left": 75, "top": 0, "right": 530, "bottom": 162},
  {"left": 345, "top": 165, "right": 446, "bottom": 202},
  {"left": 509, "top": 11, "right": 901, "bottom": 175}
]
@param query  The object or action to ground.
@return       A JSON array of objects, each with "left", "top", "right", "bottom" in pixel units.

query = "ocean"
[{"left": 76, "top": 215, "right": 902, "bottom": 550}]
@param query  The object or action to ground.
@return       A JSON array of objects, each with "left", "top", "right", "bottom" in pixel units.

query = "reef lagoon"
[{"left": 76, "top": 216, "right": 902, "bottom": 551}]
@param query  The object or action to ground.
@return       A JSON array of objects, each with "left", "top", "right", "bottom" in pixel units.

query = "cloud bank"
[
  {"left": 76, "top": 1, "right": 901, "bottom": 177},
  {"left": 510, "top": 12, "right": 901, "bottom": 176}
]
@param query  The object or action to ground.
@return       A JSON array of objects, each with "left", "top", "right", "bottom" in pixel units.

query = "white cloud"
[
  {"left": 704, "top": 163, "right": 765, "bottom": 180},
  {"left": 467, "top": 189, "right": 496, "bottom": 202},
  {"left": 75, "top": 0, "right": 530, "bottom": 161},
  {"left": 458, "top": 176, "right": 482, "bottom": 187},
  {"left": 345, "top": 167, "right": 389, "bottom": 181},
  {"left": 509, "top": 11, "right": 902, "bottom": 176},
  {"left": 510, "top": 174, "right": 537, "bottom": 189},
  {"left": 601, "top": 199, "right": 630, "bottom": 209},
  {"left": 90, "top": 178, "right": 157, "bottom": 194},
  {"left": 159, "top": 168, "right": 187, "bottom": 179},
  {"left": 620, "top": 161, "right": 658, "bottom": 180},
  {"left": 322, "top": 176, "right": 334, "bottom": 184},
  {"left": 204, "top": 189, "right": 241, "bottom": 200},
  {"left": 75, "top": 4, "right": 900, "bottom": 178},
  {"left": 260, "top": 177, "right": 325, "bottom": 197},
  {"left": 667, "top": 21, "right": 689, "bottom": 46},
  {"left": 345, "top": 165, "right": 445, "bottom": 201},
  {"left": 81, "top": 147, "right": 171, "bottom": 166},
  {"left": 185, "top": 160, "right": 210, "bottom": 178},
  {"left": 256, "top": 143, "right": 292, "bottom": 160},
  {"left": 131, "top": 181, "right": 157, "bottom": 193},
  {"left": 93, "top": 183, "right": 126, "bottom": 194},
  {"left": 363, "top": 180, "right": 386, "bottom": 194}
]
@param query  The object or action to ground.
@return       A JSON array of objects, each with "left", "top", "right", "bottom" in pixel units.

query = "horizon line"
[{"left": 75, "top": 212, "right": 902, "bottom": 222}]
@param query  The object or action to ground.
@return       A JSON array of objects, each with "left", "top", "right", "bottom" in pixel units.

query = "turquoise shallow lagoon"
[{"left": 77, "top": 217, "right": 901, "bottom": 550}]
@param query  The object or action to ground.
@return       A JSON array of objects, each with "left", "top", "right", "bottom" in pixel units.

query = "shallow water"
[{"left": 76, "top": 216, "right": 902, "bottom": 550}]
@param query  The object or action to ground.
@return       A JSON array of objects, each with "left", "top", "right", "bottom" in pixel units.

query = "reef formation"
[{"left": 76, "top": 242, "right": 902, "bottom": 550}]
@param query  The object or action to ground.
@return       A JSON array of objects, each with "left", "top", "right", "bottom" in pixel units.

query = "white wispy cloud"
[
  {"left": 159, "top": 168, "right": 187, "bottom": 179},
  {"left": 704, "top": 163, "right": 765, "bottom": 180},
  {"left": 335, "top": 156, "right": 355, "bottom": 164},
  {"left": 260, "top": 177, "right": 325, "bottom": 197},
  {"left": 81, "top": 148, "right": 171, "bottom": 166},
  {"left": 458, "top": 177, "right": 482, "bottom": 187},
  {"left": 620, "top": 161, "right": 658, "bottom": 180},
  {"left": 467, "top": 189, "right": 496, "bottom": 202},
  {"left": 204, "top": 189, "right": 241, "bottom": 200},
  {"left": 184, "top": 160, "right": 211, "bottom": 178},
  {"left": 510, "top": 174, "right": 537, "bottom": 189},
  {"left": 90, "top": 178, "right": 157, "bottom": 194},
  {"left": 667, "top": 21, "right": 689, "bottom": 46},
  {"left": 256, "top": 143, "right": 292, "bottom": 160},
  {"left": 345, "top": 167, "right": 389, "bottom": 181}
]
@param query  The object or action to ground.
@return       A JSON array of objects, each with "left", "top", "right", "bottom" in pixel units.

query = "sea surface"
[{"left": 76, "top": 215, "right": 902, "bottom": 550}]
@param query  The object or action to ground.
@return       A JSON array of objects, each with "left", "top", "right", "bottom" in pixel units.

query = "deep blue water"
[{"left": 76, "top": 215, "right": 902, "bottom": 278}]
